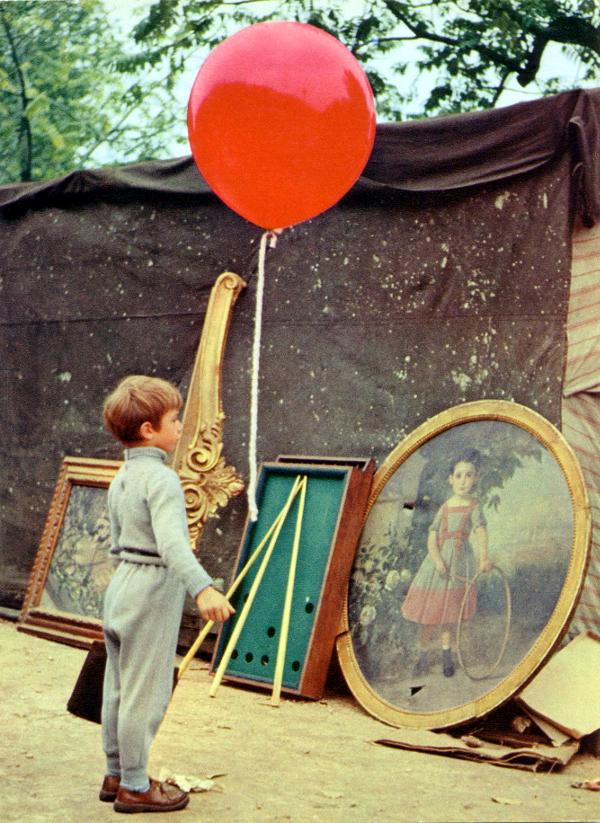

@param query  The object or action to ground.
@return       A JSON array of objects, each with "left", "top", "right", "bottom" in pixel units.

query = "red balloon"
[{"left": 187, "top": 21, "right": 376, "bottom": 230}]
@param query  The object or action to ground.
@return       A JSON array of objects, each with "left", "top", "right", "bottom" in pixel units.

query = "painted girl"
[{"left": 402, "top": 448, "right": 491, "bottom": 677}]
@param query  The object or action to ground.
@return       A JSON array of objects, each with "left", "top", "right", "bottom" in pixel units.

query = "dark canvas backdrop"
[{"left": 1, "top": 88, "right": 599, "bottom": 609}]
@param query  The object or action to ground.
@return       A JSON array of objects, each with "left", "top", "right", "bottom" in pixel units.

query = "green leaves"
[
  {"left": 133, "top": 0, "right": 181, "bottom": 42},
  {"left": 1, "top": 0, "right": 597, "bottom": 183},
  {"left": 127, "top": 0, "right": 599, "bottom": 121},
  {"left": 0, "top": 0, "right": 183, "bottom": 183}
]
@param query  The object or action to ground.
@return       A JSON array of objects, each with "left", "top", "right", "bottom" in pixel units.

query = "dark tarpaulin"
[
  {"left": 1, "top": 88, "right": 598, "bottom": 609},
  {"left": 2, "top": 88, "right": 599, "bottom": 222}
]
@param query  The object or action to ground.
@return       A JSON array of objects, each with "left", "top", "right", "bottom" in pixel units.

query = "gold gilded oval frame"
[{"left": 336, "top": 400, "right": 591, "bottom": 729}]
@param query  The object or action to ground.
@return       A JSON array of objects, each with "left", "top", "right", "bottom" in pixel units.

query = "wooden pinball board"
[{"left": 211, "top": 458, "right": 374, "bottom": 699}]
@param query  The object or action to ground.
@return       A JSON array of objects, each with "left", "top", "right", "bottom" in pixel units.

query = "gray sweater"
[{"left": 107, "top": 446, "right": 213, "bottom": 599}]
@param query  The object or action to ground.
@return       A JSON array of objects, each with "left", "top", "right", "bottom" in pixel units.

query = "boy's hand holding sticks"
[{"left": 195, "top": 586, "right": 235, "bottom": 623}]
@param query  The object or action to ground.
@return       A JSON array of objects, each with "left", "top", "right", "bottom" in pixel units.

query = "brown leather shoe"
[
  {"left": 99, "top": 774, "right": 121, "bottom": 802},
  {"left": 114, "top": 778, "right": 189, "bottom": 813}
]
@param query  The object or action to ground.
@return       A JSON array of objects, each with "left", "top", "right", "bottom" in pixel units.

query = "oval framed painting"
[{"left": 336, "top": 401, "right": 591, "bottom": 729}]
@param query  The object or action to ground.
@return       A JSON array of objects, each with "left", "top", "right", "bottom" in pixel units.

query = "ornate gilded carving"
[{"left": 171, "top": 271, "right": 247, "bottom": 547}]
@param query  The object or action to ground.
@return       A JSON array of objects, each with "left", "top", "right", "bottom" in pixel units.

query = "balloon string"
[{"left": 247, "top": 229, "right": 279, "bottom": 521}]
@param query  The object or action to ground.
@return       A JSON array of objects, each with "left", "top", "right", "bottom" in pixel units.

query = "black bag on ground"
[
  {"left": 67, "top": 639, "right": 179, "bottom": 724},
  {"left": 67, "top": 640, "right": 106, "bottom": 724}
]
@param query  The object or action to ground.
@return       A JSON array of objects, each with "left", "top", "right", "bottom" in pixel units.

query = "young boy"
[{"left": 100, "top": 375, "right": 234, "bottom": 814}]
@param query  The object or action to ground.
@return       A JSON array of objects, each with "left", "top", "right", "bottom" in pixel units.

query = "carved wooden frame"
[
  {"left": 18, "top": 456, "right": 120, "bottom": 647},
  {"left": 18, "top": 271, "right": 246, "bottom": 647},
  {"left": 171, "top": 270, "right": 246, "bottom": 546}
]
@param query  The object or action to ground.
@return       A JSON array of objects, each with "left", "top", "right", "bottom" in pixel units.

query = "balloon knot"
[{"left": 267, "top": 229, "right": 282, "bottom": 249}]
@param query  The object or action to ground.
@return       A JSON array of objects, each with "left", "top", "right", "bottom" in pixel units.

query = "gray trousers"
[{"left": 101, "top": 560, "right": 185, "bottom": 790}]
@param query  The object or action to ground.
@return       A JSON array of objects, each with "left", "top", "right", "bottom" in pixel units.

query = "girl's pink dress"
[{"left": 402, "top": 499, "right": 485, "bottom": 625}]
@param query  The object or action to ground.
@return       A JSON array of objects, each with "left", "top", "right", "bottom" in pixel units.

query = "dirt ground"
[{"left": 3, "top": 618, "right": 600, "bottom": 823}]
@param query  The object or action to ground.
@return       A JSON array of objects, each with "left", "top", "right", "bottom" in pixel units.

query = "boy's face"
[
  {"left": 143, "top": 408, "right": 183, "bottom": 453},
  {"left": 448, "top": 460, "right": 478, "bottom": 497}
]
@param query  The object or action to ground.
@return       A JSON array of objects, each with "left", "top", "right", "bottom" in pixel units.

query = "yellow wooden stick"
[
  {"left": 270, "top": 475, "right": 308, "bottom": 706},
  {"left": 177, "top": 484, "right": 301, "bottom": 682},
  {"left": 209, "top": 475, "right": 303, "bottom": 698}
]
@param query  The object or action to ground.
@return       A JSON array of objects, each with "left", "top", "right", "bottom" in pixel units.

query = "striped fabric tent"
[{"left": 563, "top": 223, "right": 600, "bottom": 638}]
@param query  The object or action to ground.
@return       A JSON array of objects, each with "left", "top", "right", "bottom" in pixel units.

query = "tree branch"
[
  {"left": 517, "top": 16, "right": 600, "bottom": 86},
  {"left": 490, "top": 67, "right": 511, "bottom": 106},
  {"left": 382, "top": 0, "right": 523, "bottom": 73},
  {"left": 0, "top": 7, "right": 32, "bottom": 181}
]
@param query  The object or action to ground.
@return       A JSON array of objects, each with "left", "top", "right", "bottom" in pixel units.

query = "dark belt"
[
  {"left": 119, "top": 548, "right": 166, "bottom": 567},
  {"left": 123, "top": 547, "right": 161, "bottom": 558}
]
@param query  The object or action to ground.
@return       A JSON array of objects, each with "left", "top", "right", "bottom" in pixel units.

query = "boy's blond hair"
[{"left": 103, "top": 375, "right": 183, "bottom": 446}]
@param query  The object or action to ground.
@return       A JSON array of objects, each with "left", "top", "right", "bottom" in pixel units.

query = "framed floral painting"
[
  {"left": 336, "top": 401, "right": 591, "bottom": 729},
  {"left": 18, "top": 456, "right": 121, "bottom": 648}
]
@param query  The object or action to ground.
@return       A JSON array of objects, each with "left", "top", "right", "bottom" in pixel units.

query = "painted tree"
[
  {"left": 404, "top": 423, "right": 543, "bottom": 570},
  {"left": 127, "top": 0, "right": 600, "bottom": 117},
  {"left": 0, "top": 0, "right": 184, "bottom": 183}
]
